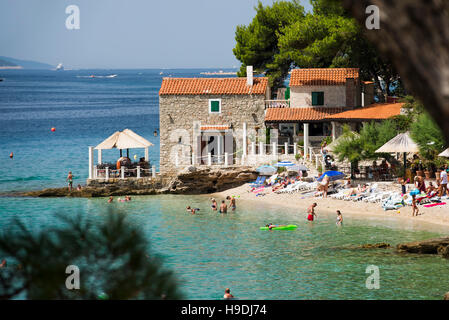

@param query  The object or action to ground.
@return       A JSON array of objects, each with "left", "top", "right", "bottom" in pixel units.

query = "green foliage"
[
  {"left": 333, "top": 125, "right": 363, "bottom": 163},
  {"left": 277, "top": 166, "right": 287, "bottom": 173},
  {"left": 410, "top": 113, "right": 446, "bottom": 161},
  {"left": 0, "top": 211, "right": 183, "bottom": 300},
  {"left": 233, "top": 1, "right": 305, "bottom": 89},
  {"left": 321, "top": 136, "right": 332, "bottom": 146},
  {"left": 234, "top": 0, "right": 400, "bottom": 96},
  {"left": 333, "top": 121, "right": 399, "bottom": 163}
]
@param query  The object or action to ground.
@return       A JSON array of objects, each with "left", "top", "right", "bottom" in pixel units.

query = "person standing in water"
[
  {"left": 219, "top": 200, "right": 228, "bottom": 214},
  {"left": 227, "top": 196, "right": 236, "bottom": 211},
  {"left": 307, "top": 203, "right": 317, "bottom": 221},
  {"left": 223, "top": 288, "right": 234, "bottom": 299},
  {"left": 336, "top": 210, "right": 343, "bottom": 226},
  {"left": 211, "top": 198, "right": 218, "bottom": 211},
  {"left": 66, "top": 171, "right": 73, "bottom": 191},
  {"left": 108, "top": 196, "right": 114, "bottom": 203}
]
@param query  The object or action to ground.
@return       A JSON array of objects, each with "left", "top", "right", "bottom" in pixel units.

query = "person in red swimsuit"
[{"left": 307, "top": 203, "right": 317, "bottom": 221}]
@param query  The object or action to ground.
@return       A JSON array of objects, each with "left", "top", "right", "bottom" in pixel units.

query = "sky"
[{"left": 0, "top": 0, "right": 312, "bottom": 69}]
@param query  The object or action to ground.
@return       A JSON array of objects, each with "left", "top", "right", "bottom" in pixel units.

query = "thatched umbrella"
[
  {"left": 375, "top": 132, "right": 419, "bottom": 169},
  {"left": 439, "top": 148, "right": 449, "bottom": 158}
]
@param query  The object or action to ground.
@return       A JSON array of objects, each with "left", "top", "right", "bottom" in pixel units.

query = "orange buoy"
[
  {"left": 9, "top": 152, "right": 13, "bottom": 159},
  {"left": 51, "top": 127, "right": 56, "bottom": 132}
]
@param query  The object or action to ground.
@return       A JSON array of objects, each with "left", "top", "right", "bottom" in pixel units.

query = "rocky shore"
[
  {"left": 19, "top": 166, "right": 258, "bottom": 198},
  {"left": 397, "top": 237, "right": 449, "bottom": 258}
]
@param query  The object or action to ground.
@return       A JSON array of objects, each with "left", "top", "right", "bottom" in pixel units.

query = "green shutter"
[
  {"left": 312, "top": 92, "right": 324, "bottom": 106},
  {"left": 284, "top": 87, "right": 290, "bottom": 100},
  {"left": 312, "top": 92, "right": 318, "bottom": 105},
  {"left": 210, "top": 100, "right": 220, "bottom": 112},
  {"left": 318, "top": 92, "right": 324, "bottom": 105}
]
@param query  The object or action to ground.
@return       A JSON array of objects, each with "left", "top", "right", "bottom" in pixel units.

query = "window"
[
  {"left": 209, "top": 99, "right": 221, "bottom": 113},
  {"left": 311, "top": 92, "right": 324, "bottom": 106}
]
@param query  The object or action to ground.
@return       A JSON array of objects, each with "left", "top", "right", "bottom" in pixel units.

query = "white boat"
[{"left": 56, "top": 63, "right": 64, "bottom": 71}]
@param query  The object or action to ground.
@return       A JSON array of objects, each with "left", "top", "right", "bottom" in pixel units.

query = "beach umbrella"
[
  {"left": 274, "top": 161, "right": 295, "bottom": 167},
  {"left": 317, "top": 170, "right": 345, "bottom": 182},
  {"left": 439, "top": 148, "right": 449, "bottom": 158},
  {"left": 256, "top": 165, "right": 277, "bottom": 175},
  {"left": 375, "top": 132, "right": 419, "bottom": 169}
]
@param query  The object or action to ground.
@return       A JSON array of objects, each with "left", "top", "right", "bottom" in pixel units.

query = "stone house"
[
  {"left": 158, "top": 67, "right": 269, "bottom": 175},
  {"left": 265, "top": 68, "right": 376, "bottom": 157},
  {"left": 159, "top": 67, "right": 403, "bottom": 174}
]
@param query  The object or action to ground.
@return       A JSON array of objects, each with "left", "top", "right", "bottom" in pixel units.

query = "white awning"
[{"left": 95, "top": 129, "right": 154, "bottom": 150}]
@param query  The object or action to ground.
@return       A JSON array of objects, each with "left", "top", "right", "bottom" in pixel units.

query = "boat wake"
[{"left": 76, "top": 74, "right": 117, "bottom": 78}]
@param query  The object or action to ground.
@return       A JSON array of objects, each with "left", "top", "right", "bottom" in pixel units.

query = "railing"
[
  {"left": 307, "top": 147, "right": 325, "bottom": 171},
  {"left": 93, "top": 165, "right": 158, "bottom": 180},
  {"left": 265, "top": 100, "right": 290, "bottom": 108}
]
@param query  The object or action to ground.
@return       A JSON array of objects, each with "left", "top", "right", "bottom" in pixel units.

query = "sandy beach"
[{"left": 212, "top": 182, "right": 449, "bottom": 230}]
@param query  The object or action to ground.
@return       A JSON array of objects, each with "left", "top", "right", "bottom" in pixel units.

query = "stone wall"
[
  {"left": 159, "top": 94, "right": 266, "bottom": 175},
  {"left": 290, "top": 85, "right": 347, "bottom": 108},
  {"left": 290, "top": 82, "right": 361, "bottom": 108}
]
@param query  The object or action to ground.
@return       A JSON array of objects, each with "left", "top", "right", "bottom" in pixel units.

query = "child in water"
[{"left": 336, "top": 210, "right": 343, "bottom": 226}]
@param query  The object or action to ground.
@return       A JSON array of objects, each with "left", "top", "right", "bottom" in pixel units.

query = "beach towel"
[{"left": 423, "top": 202, "right": 446, "bottom": 208}]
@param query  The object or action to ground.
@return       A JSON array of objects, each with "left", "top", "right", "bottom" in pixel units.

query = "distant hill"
[{"left": 0, "top": 56, "right": 54, "bottom": 69}]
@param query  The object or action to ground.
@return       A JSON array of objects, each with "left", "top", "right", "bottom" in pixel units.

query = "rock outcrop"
[
  {"left": 396, "top": 237, "right": 449, "bottom": 258},
  {"left": 358, "top": 243, "right": 391, "bottom": 249},
  {"left": 166, "top": 166, "right": 257, "bottom": 194},
  {"left": 20, "top": 166, "right": 258, "bottom": 198}
]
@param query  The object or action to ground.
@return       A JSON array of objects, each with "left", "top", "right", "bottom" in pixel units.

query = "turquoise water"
[
  {"left": 1, "top": 69, "right": 448, "bottom": 299},
  {"left": 1, "top": 195, "right": 448, "bottom": 300}
]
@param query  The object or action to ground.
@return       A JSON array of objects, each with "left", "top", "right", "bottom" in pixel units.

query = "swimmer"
[
  {"left": 307, "top": 203, "right": 317, "bottom": 221},
  {"left": 211, "top": 198, "right": 217, "bottom": 211},
  {"left": 125, "top": 196, "right": 131, "bottom": 201},
  {"left": 219, "top": 200, "right": 227, "bottom": 214},
  {"left": 336, "top": 210, "right": 343, "bottom": 226},
  {"left": 223, "top": 288, "right": 234, "bottom": 300},
  {"left": 186, "top": 206, "right": 199, "bottom": 214},
  {"left": 265, "top": 223, "right": 287, "bottom": 230},
  {"left": 108, "top": 196, "right": 113, "bottom": 203},
  {"left": 226, "top": 196, "right": 236, "bottom": 211}
]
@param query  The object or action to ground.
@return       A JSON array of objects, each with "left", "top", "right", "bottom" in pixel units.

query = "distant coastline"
[
  {"left": 200, "top": 71, "right": 237, "bottom": 75},
  {"left": 0, "top": 66, "right": 23, "bottom": 70}
]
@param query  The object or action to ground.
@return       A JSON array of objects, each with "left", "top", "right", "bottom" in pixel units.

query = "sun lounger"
[{"left": 250, "top": 176, "right": 266, "bottom": 188}]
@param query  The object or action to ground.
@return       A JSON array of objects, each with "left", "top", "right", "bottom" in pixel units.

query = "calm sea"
[{"left": 0, "top": 69, "right": 448, "bottom": 300}]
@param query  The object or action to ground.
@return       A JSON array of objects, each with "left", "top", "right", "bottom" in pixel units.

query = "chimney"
[
  {"left": 247, "top": 65, "right": 253, "bottom": 86},
  {"left": 345, "top": 78, "right": 355, "bottom": 109},
  {"left": 362, "top": 81, "right": 375, "bottom": 106}
]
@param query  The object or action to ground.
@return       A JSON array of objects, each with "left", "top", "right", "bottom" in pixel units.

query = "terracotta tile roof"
[
  {"left": 265, "top": 107, "right": 345, "bottom": 122},
  {"left": 325, "top": 102, "right": 403, "bottom": 121},
  {"left": 159, "top": 77, "right": 268, "bottom": 95},
  {"left": 289, "top": 68, "right": 359, "bottom": 86},
  {"left": 200, "top": 125, "right": 230, "bottom": 131}
]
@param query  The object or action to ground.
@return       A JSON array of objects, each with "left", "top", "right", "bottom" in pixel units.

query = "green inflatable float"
[{"left": 260, "top": 225, "right": 297, "bottom": 231}]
